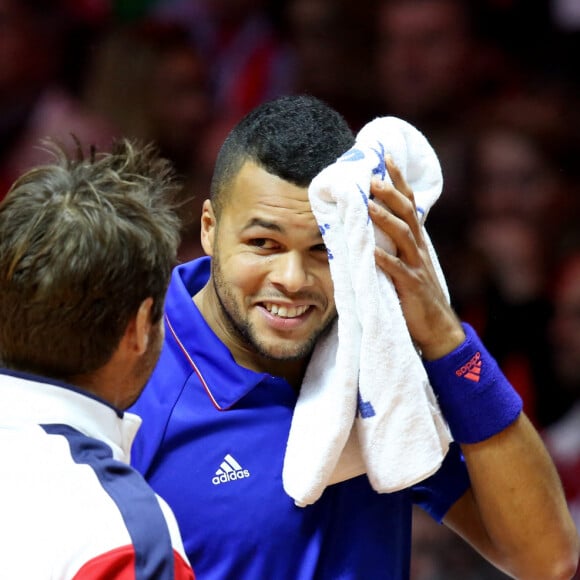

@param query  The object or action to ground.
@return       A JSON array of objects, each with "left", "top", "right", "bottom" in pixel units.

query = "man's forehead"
[{"left": 227, "top": 162, "right": 311, "bottom": 208}]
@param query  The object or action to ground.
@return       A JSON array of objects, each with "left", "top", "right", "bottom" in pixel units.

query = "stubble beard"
[{"left": 211, "top": 259, "right": 336, "bottom": 363}]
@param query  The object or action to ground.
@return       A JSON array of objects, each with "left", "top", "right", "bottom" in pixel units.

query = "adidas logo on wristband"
[{"left": 455, "top": 352, "right": 482, "bottom": 382}]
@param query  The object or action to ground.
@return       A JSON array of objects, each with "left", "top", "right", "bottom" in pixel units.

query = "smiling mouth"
[{"left": 263, "top": 303, "right": 310, "bottom": 318}]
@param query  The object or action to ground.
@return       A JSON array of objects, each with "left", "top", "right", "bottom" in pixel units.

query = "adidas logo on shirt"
[{"left": 212, "top": 454, "right": 251, "bottom": 485}]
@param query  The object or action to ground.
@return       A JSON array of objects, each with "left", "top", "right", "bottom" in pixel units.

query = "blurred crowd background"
[{"left": 1, "top": 0, "right": 579, "bottom": 577}]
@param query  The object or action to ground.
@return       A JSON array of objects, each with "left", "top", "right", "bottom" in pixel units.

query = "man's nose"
[{"left": 270, "top": 251, "right": 313, "bottom": 293}]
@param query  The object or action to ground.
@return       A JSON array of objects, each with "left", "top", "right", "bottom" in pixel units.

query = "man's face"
[{"left": 201, "top": 161, "right": 337, "bottom": 368}]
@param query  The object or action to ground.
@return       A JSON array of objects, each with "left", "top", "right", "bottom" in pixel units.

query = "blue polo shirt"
[{"left": 130, "top": 257, "right": 470, "bottom": 579}]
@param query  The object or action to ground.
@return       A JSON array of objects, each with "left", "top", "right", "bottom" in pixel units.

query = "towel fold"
[{"left": 282, "top": 116, "right": 453, "bottom": 507}]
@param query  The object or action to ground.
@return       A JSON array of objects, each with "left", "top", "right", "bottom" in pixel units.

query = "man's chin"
[
  {"left": 255, "top": 319, "right": 337, "bottom": 362},
  {"left": 255, "top": 340, "right": 315, "bottom": 363}
]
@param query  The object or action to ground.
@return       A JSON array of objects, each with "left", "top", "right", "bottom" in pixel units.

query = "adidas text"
[{"left": 212, "top": 469, "right": 250, "bottom": 485}]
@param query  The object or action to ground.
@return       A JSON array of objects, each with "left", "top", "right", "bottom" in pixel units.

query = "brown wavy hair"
[{"left": 0, "top": 138, "right": 181, "bottom": 380}]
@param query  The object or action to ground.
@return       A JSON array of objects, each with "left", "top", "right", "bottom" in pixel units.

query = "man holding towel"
[{"left": 130, "top": 95, "right": 579, "bottom": 579}]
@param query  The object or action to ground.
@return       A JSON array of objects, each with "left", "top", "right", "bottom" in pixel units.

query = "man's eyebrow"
[{"left": 242, "top": 217, "right": 284, "bottom": 233}]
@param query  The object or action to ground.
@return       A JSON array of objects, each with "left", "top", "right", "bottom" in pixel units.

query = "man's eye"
[
  {"left": 311, "top": 243, "right": 328, "bottom": 253},
  {"left": 249, "top": 238, "right": 277, "bottom": 250}
]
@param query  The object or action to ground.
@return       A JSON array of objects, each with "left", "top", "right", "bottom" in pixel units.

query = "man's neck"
[{"left": 193, "top": 284, "right": 307, "bottom": 392}]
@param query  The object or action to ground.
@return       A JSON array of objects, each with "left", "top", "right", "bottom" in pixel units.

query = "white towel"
[{"left": 282, "top": 117, "right": 453, "bottom": 507}]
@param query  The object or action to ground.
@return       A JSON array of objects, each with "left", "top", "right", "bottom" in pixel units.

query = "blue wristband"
[{"left": 423, "top": 323, "right": 523, "bottom": 444}]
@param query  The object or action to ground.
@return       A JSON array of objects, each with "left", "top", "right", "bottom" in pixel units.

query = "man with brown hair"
[{"left": 0, "top": 139, "right": 194, "bottom": 579}]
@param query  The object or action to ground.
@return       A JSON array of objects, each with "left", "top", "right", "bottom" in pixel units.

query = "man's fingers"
[
  {"left": 369, "top": 177, "right": 424, "bottom": 257},
  {"left": 385, "top": 156, "right": 415, "bottom": 204},
  {"left": 368, "top": 198, "right": 420, "bottom": 266}
]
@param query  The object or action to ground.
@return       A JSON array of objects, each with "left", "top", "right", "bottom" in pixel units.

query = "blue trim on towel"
[{"left": 357, "top": 390, "right": 376, "bottom": 418}]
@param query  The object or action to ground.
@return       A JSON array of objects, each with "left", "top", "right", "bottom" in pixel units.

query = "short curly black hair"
[{"left": 210, "top": 94, "right": 355, "bottom": 217}]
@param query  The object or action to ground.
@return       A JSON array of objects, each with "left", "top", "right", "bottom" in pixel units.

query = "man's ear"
[
  {"left": 131, "top": 297, "right": 154, "bottom": 356},
  {"left": 200, "top": 199, "right": 216, "bottom": 256}
]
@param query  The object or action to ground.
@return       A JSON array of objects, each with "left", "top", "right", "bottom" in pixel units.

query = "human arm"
[
  {"left": 444, "top": 414, "right": 576, "bottom": 580},
  {"left": 368, "top": 158, "right": 580, "bottom": 579}
]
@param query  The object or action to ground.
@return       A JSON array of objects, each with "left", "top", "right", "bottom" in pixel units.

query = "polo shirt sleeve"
[{"left": 411, "top": 442, "right": 471, "bottom": 522}]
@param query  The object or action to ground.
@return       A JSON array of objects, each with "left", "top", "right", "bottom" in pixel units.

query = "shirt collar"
[
  {"left": 0, "top": 369, "right": 141, "bottom": 463},
  {"left": 164, "top": 257, "right": 273, "bottom": 409}
]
